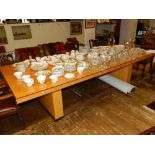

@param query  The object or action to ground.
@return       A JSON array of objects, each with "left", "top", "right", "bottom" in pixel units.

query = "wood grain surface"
[{"left": 0, "top": 53, "right": 153, "bottom": 104}]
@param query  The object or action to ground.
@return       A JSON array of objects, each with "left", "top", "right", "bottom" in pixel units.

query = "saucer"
[{"left": 64, "top": 73, "right": 75, "bottom": 79}]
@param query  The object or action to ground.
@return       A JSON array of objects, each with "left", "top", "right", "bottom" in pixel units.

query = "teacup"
[
  {"left": 22, "top": 75, "right": 30, "bottom": 82},
  {"left": 24, "top": 78, "right": 34, "bottom": 87},
  {"left": 49, "top": 75, "right": 58, "bottom": 83},
  {"left": 37, "top": 75, "right": 46, "bottom": 84},
  {"left": 36, "top": 57, "right": 41, "bottom": 61},
  {"left": 16, "top": 63, "right": 26, "bottom": 72},
  {"left": 23, "top": 60, "right": 30, "bottom": 68},
  {"left": 14, "top": 72, "right": 23, "bottom": 79},
  {"left": 77, "top": 66, "right": 84, "bottom": 74}
]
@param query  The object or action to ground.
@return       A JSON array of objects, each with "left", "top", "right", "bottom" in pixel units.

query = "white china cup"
[
  {"left": 77, "top": 66, "right": 84, "bottom": 74},
  {"left": 49, "top": 75, "right": 58, "bottom": 83},
  {"left": 36, "top": 57, "right": 41, "bottom": 61},
  {"left": 37, "top": 75, "right": 46, "bottom": 84},
  {"left": 14, "top": 72, "right": 23, "bottom": 79},
  {"left": 22, "top": 75, "right": 30, "bottom": 81},
  {"left": 24, "top": 78, "right": 34, "bottom": 87},
  {"left": 16, "top": 63, "right": 26, "bottom": 72}
]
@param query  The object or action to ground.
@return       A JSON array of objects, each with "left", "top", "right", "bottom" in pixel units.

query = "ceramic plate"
[
  {"left": 35, "top": 70, "right": 51, "bottom": 76},
  {"left": 64, "top": 73, "right": 75, "bottom": 79}
]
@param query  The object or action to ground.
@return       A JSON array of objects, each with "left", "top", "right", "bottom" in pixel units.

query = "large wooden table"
[{"left": 0, "top": 52, "right": 154, "bottom": 120}]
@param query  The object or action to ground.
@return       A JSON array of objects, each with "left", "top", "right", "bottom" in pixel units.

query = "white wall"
[
  {"left": 119, "top": 19, "right": 138, "bottom": 44},
  {"left": 83, "top": 21, "right": 95, "bottom": 47},
  {"left": 2, "top": 22, "right": 84, "bottom": 51}
]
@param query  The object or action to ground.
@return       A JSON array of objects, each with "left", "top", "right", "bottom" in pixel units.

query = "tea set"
[{"left": 14, "top": 46, "right": 142, "bottom": 87}]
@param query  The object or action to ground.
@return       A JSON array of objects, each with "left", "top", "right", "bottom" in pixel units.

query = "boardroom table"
[{"left": 0, "top": 51, "right": 154, "bottom": 120}]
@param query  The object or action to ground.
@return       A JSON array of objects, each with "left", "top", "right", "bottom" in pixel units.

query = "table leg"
[
  {"left": 110, "top": 65, "right": 132, "bottom": 82},
  {"left": 39, "top": 90, "right": 64, "bottom": 120}
]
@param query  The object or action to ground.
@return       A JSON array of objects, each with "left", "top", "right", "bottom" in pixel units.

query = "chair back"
[
  {"left": 141, "top": 34, "right": 155, "bottom": 50},
  {"left": 67, "top": 37, "right": 79, "bottom": 50},
  {"left": 15, "top": 46, "right": 41, "bottom": 61},
  {"left": 54, "top": 42, "right": 61, "bottom": 54},
  {"left": 59, "top": 42, "right": 67, "bottom": 54},
  {"left": 89, "top": 39, "right": 99, "bottom": 48},
  {"left": 0, "top": 46, "right": 6, "bottom": 53}
]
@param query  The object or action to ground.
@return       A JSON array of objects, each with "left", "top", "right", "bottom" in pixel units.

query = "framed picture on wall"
[
  {"left": 70, "top": 22, "right": 82, "bottom": 35},
  {"left": 85, "top": 19, "right": 95, "bottom": 29},
  {"left": 12, "top": 25, "right": 32, "bottom": 40},
  {"left": 0, "top": 26, "right": 8, "bottom": 44}
]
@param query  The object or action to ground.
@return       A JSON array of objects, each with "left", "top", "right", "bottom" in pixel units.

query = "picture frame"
[
  {"left": 0, "top": 26, "right": 8, "bottom": 44},
  {"left": 70, "top": 22, "right": 82, "bottom": 35},
  {"left": 12, "top": 25, "right": 32, "bottom": 40},
  {"left": 85, "top": 19, "right": 95, "bottom": 29}
]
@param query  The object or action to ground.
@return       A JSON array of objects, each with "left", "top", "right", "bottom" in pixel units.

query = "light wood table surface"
[{"left": 0, "top": 52, "right": 154, "bottom": 120}]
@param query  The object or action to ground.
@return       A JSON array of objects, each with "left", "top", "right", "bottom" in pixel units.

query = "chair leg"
[
  {"left": 142, "top": 64, "right": 146, "bottom": 79},
  {"left": 151, "top": 63, "right": 155, "bottom": 79},
  {"left": 149, "top": 59, "right": 153, "bottom": 73},
  {"left": 136, "top": 63, "right": 139, "bottom": 70},
  {"left": 17, "top": 108, "right": 25, "bottom": 130}
]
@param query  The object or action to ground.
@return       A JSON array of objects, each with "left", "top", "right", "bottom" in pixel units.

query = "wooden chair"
[
  {"left": 89, "top": 39, "right": 99, "bottom": 48},
  {"left": 0, "top": 46, "right": 6, "bottom": 53},
  {"left": 67, "top": 37, "right": 85, "bottom": 51},
  {"left": 65, "top": 42, "right": 77, "bottom": 52},
  {"left": 136, "top": 34, "right": 155, "bottom": 78},
  {"left": 0, "top": 83, "right": 25, "bottom": 130},
  {"left": 0, "top": 46, "right": 14, "bottom": 65}
]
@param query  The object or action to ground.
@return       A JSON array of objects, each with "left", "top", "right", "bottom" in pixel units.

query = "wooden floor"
[{"left": 1, "top": 68, "right": 155, "bottom": 135}]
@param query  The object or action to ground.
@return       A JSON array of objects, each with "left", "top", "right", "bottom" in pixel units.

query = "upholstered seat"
[
  {"left": 0, "top": 46, "right": 14, "bottom": 66},
  {"left": 15, "top": 46, "right": 41, "bottom": 61},
  {"left": 0, "top": 84, "right": 25, "bottom": 129}
]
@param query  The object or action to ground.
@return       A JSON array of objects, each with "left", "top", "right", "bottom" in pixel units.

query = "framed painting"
[
  {"left": 70, "top": 22, "right": 82, "bottom": 35},
  {"left": 0, "top": 26, "right": 8, "bottom": 44},
  {"left": 85, "top": 19, "right": 95, "bottom": 28},
  {"left": 12, "top": 25, "right": 32, "bottom": 40}
]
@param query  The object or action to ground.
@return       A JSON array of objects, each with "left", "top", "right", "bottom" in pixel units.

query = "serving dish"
[
  {"left": 35, "top": 70, "right": 51, "bottom": 76},
  {"left": 31, "top": 62, "right": 48, "bottom": 71},
  {"left": 52, "top": 66, "right": 64, "bottom": 77}
]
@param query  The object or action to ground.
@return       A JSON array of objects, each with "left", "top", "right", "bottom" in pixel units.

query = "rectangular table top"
[{"left": 0, "top": 52, "right": 154, "bottom": 104}]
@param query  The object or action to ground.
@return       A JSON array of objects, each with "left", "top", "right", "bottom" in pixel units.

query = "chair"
[
  {"left": 0, "top": 46, "right": 14, "bottom": 66},
  {"left": 59, "top": 42, "right": 68, "bottom": 54},
  {"left": 15, "top": 46, "right": 41, "bottom": 61},
  {"left": 54, "top": 42, "right": 61, "bottom": 54},
  {"left": 89, "top": 39, "right": 99, "bottom": 48},
  {"left": 65, "top": 42, "right": 77, "bottom": 52},
  {"left": 67, "top": 37, "right": 85, "bottom": 51},
  {"left": 136, "top": 34, "right": 155, "bottom": 78},
  {"left": 46, "top": 43, "right": 57, "bottom": 55},
  {"left": 0, "top": 46, "right": 6, "bottom": 53},
  {"left": 0, "top": 83, "right": 25, "bottom": 130}
]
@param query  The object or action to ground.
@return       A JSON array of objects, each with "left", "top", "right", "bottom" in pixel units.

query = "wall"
[
  {"left": 83, "top": 21, "right": 95, "bottom": 47},
  {"left": 2, "top": 22, "right": 84, "bottom": 51},
  {"left": 119, "top": 19, "right": 138, "bottom": 44},
  {"left": 149, "top": 20, "right": 155, "bottom": 28}
]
